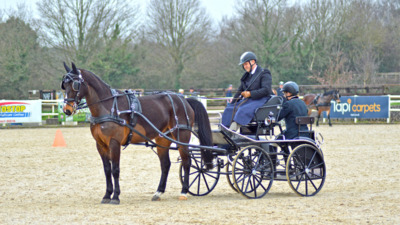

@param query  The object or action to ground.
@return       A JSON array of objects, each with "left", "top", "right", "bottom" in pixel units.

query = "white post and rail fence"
[{"left": 1, "top": 95, "right": 400, "bottom": 126}]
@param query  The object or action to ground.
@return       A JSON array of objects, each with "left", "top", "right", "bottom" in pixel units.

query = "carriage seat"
[
  {"left": 295, "top": 116, "right": 315, "bottom": 140},
  {"left": 240, "top": 95, "right": 284, "bottom": 136}
]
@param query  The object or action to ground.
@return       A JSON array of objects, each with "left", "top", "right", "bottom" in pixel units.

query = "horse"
[
  {"left": 302, "top": 89, "right": 341, "bottom": 126},
  {"left": 60, "top": 62, "right": 214, "bottom": 204}
]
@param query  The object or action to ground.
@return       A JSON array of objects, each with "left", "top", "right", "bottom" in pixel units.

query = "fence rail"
[{"left": 37, "top": 95, "right": 400, "bottom": 125}]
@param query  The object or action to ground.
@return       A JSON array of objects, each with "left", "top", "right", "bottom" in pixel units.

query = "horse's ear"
[
  {"left": 71, "top": 62, "right": 79, "bottom": 75},
  {"left": 63, "top": 62, "right": 71, "bottom": 72}
]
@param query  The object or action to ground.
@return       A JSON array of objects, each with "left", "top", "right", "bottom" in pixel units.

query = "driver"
[{"left": 221, "top": 51, "right": 273, "bottom": 131}]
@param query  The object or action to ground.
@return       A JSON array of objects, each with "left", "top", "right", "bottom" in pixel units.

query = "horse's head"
[
  {"left": 61, "top": 62, "right": 87, "bottom": 116},
  {"left": 333, "top": 89, "right": 341, "bottom": 103}
]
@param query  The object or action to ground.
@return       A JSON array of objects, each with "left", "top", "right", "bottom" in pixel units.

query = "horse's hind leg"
[
  {"left": 316, "top": 112, "right": 321, "bottom": 126},
  {"left": 178, "top": 144, "right": 191, "bottom": 200},
  {"left": 152, "top": 138, "right": 172, "bottom": 201}
]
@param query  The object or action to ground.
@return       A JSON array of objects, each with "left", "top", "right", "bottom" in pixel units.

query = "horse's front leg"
[
  {"left": 109, "top": 139, "right": 121, "bottom": 204},
  {"left": 328, "top": 112, "right": 332, "bottom": 126},
  {"left": 316, "top": 112, "right": 320, "bottom": 126},
  {"left": 97, "top": 143, "right": 113, "bottom": 204},
  {"left": 152, "top": 138, "right": 172, "bottom": 201}
]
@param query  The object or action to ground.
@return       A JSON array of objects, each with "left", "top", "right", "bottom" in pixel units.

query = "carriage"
[
  {"left": 61, "top": 62, "right": 326, "bottom": 203},
  {"left": 177, "top": 96, "right": 326, "bottom": 199}
]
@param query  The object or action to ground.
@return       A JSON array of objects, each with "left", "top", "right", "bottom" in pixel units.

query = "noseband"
[{"left": 61, "top": 71, "right": 86, "bottom": 110}]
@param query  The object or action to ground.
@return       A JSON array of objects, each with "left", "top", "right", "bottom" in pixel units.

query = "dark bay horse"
[
  {"left": 61, "top": 62, "right": 214, "bottom": 204},
  {"left": 302, "top": 90, "right": 341, "bottom": 126}
]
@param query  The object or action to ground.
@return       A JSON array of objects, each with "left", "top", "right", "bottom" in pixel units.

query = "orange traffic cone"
[{"left": 52, "top": 129, "right": 66, "bottom": 147}]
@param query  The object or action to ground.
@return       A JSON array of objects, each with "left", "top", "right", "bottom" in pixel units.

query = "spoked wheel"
[
  {"left": 232, "top": 145, "right": 274, "bottom": 199},
  {"left": 179, "top": 153, "right": 220, "bottom": 196},
  {"left": 286, "top": 144, "right": 326, "bottom": 197},
  {"left": 225, "top": 154, "right": 238, "bottom": 193}
]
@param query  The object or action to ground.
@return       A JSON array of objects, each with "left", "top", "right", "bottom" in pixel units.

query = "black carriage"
[{"left": 179, "top": 96, "right": 326, "bottom": 198}]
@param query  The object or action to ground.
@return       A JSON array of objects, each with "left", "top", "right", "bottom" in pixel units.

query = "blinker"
[
  {"left": 60, "top": 74, "right": 82, "bottom": 91},
  {"left": 72, "top": 80, "right": 81, "bottom": 91}
]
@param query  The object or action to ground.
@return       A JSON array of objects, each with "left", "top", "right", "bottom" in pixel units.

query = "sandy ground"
[{"left": 0, "top": 124, "right": 399, "bottom": 224}]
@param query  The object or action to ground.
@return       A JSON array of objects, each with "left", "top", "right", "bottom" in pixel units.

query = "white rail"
[
  {"left": 41, "top": 99, "right": 62, "bottom": 117},
  {"left": 37, "top": 95, "right": 400, "bottom": 124},
  {"left": 388, "top": 95, "right": 400, "bottom": 122}
]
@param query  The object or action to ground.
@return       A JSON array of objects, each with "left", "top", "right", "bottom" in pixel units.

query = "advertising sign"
[
  {"left": 0, "top": 100, "right": 42, "bottom": 123},
  {"left": 330, "top": 96, "right": 389, "bottom": 119}
]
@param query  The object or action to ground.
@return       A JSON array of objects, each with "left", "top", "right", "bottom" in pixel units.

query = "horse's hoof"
[
  {"left": 101, "top": 198, "right": 111, "bottom": 204},
  {"left": 179, "top": 194, "right": 188, "bottom": 201},
  {"left": 152, "top": 191, "right": 163, "bottom": 201},
  {"left": 110, "top": 199, "right": 120, "bottom": 205},
  {"left": 151, "top": 195, "right": 161, "bottom": 201}
]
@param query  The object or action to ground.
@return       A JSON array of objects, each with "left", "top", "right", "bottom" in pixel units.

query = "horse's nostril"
[{"left": 65, "top": 110, "right": 72, "bottom": 116}]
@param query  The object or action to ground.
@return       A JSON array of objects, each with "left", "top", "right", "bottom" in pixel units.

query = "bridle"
[
  {"left": 60, "top": 70, "right": 86, "bottom": 112},
  {"left": 334, "top": 90, "right": 341, "bottom": 102}
]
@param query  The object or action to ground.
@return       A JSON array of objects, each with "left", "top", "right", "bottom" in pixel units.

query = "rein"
[
  {"left": 89, "top": 91, "right": 192, "bottom": 150},
  {"left": 76, "top": 94, "right": 122, "bottom": 110}
]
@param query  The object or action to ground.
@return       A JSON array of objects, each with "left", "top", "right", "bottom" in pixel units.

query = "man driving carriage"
[{"left": 221, "top": 51, "right": 273, "bottom": 131}]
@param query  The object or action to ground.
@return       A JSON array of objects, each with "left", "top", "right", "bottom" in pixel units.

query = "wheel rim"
[
  {"left": 225, "top": 155, "right": 238, "bottom": 193},
  {"left": 233, "top": 145, "right": 274, "bottom": 199},
  {"left": 286, "top": 144, "right": 326, "bottom": 197},
  {"left": 179, "top": 154, "right": 220, "bottom": 196}
]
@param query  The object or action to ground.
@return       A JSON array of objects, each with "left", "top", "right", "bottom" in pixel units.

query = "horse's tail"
[{"left": 186, "top": 98, "right": 214, "bottom": 169}]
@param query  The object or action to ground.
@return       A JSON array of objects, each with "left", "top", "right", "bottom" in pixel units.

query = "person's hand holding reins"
[{"left": 241, "top": 91, "right": 251, "bottom": 98}]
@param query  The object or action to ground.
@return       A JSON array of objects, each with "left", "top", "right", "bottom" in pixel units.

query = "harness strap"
[
  {"left": 123, "top": 90, "right": 142, "bottom": 147},
  {"left": 90, "top": 91, "right": 192, "bottom": 150},
  {"left": 90, "top": 114, "right": 169, "bottom": 149},
  {"left": 111, "top": 89, "right": 119, "bottom": 116},
  {"left": 163, "top": 93, "right": 192, "bottom": 141},
  {"left": 178, "top": 95, "right": 191, "bottom": 126}
]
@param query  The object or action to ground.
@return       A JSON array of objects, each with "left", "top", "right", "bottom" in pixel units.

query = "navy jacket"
[
  {"left": 232, "top": 66, "right": 273, "bottom": 104},
  {"left": 277, "top": 96, "right": 309, "bottom": 139}
]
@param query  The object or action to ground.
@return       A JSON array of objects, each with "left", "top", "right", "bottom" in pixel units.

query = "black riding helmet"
[
  {"left": 282, "top": 81, "right": 299, "bottom": 95},
  {"left": 238, "top": 51, "right": 257, "bottom": 65}
]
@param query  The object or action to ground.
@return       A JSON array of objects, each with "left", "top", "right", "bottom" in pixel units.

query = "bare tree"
[
  {"left": 218, "top": 0, "right": 307, "bottom": 84},
  {"left": 308, "top": 49, "right": 353, "bottom": 85},
  {"left": 36, "top": 0, "right": 140, "bottom": 65},
  {"left": 146, "top": 0, "right": 213, "bottom": 89}
]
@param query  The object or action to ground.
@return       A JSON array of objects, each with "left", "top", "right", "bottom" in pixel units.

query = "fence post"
[
  {"left": 200, "top": 97, "right": 208, "bottom": 110},
  {"left": 387, "top": 94, "right": 391, "bottom": 123}
]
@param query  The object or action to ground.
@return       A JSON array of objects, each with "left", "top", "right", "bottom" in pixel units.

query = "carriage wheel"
[
  {"left": 225, "top": 154, "right": 238, "bottom": 193},
  {"left": 232, "top": 145, "right": 274, "bottom": 199},
  {"left": 286, "top": 144, "right": 326, "bottom": 197},
  {"left": 179, "top": 153, "right": 220, "bottom": 196}
]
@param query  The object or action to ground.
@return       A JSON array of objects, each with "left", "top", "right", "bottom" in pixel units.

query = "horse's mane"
[
  {"left": 323, "top": 90, "right": 337, "bottom": 96},
  {"left": 81, "top": 69, "right": 111, "bottom": 90}
]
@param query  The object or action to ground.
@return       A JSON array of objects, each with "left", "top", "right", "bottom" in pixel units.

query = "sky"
[{"left": 0, "top": 0, "right": 237, "bottom": 23}]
